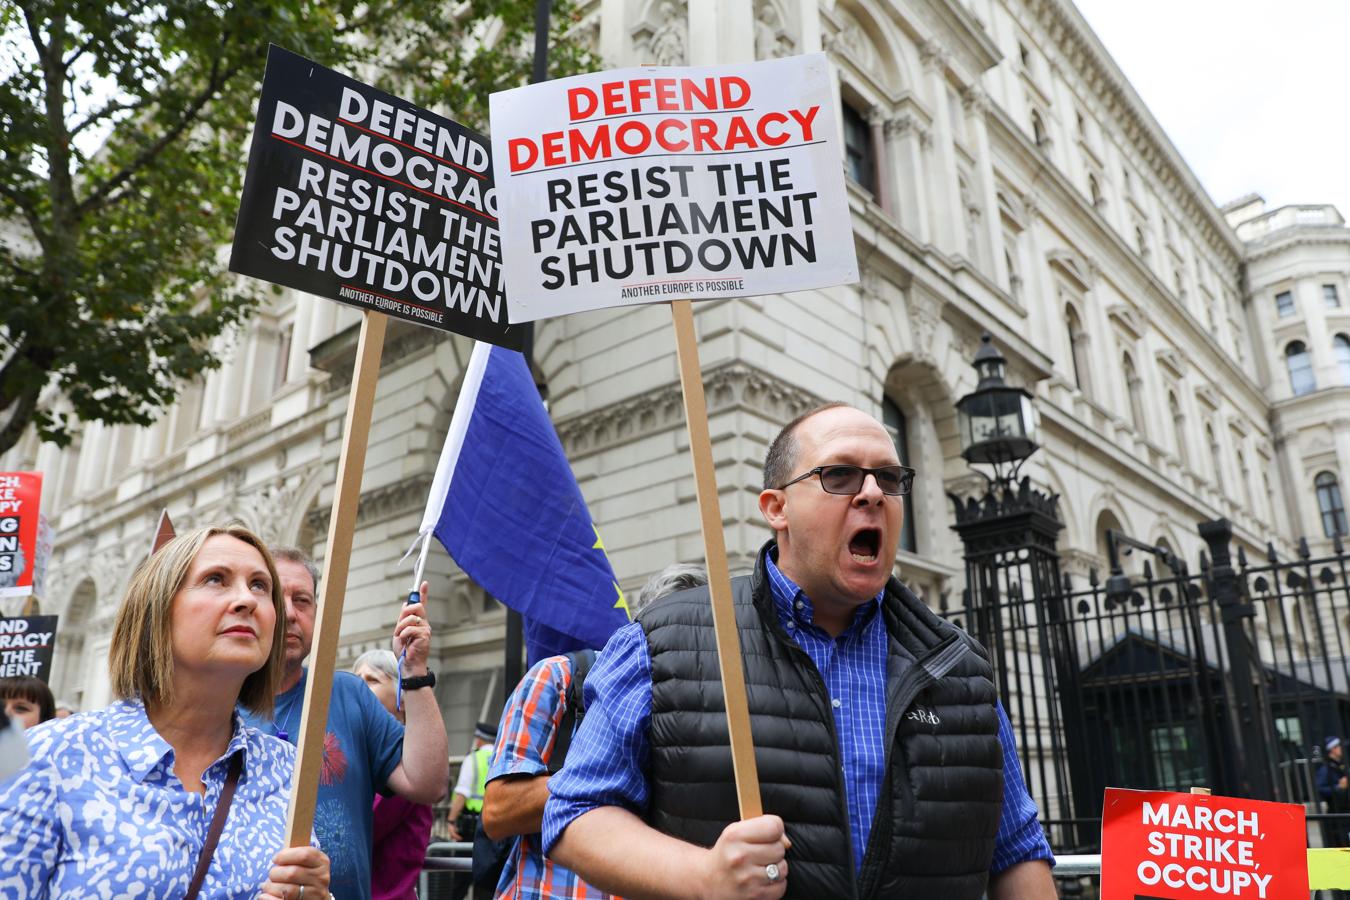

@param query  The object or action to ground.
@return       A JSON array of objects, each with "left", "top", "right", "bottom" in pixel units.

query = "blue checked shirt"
[
  {"left": 0, "top": 699, "right": 301, "bottom": 897},
  {"left": 543, "top": 554, "right": 1054, "bottom": 876}
]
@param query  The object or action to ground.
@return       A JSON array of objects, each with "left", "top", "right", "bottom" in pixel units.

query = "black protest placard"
[
  {"left": 0, "top": 615, "right": 57, "bottom": 681},
  {"left": 230, "top": 45, "right": 521, "bottom": 350}
]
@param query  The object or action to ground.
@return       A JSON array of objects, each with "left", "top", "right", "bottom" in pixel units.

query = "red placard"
[
  {"left": 0, "top": 472, "right": 42, "bottom": 599},
  {"left": 1101, "top": 788, "right": 1308, "bottom": 899}
]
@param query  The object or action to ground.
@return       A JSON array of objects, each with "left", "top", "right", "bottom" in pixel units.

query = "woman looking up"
[{"left": 0, "top": 524, "right": 330, "bottom": 899}]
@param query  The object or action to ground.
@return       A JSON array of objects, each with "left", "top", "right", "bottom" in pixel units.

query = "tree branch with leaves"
[{"left": 0, "top": 0, "right": 592, "bottom": 455}]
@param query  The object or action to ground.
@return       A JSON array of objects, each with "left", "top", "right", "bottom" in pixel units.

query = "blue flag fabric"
[{"left": 419, "top": 342, "right": 630, "bottom": 664}]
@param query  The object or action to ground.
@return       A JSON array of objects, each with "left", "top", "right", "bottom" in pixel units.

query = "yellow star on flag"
[
  {"left": 592, "top": 525, "right": 605, "bottom": 551},
  {"left": 613, "top": 581, "right": 631, "bottom": 619}
]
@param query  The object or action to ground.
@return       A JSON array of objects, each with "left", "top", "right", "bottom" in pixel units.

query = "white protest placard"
[{"left": 490, "top": 53, "right": 858, "bottom": 323}]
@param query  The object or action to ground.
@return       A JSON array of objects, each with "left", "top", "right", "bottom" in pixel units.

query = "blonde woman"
[{"left": 0, "top": 524, "right": 330, "bottom": 899}]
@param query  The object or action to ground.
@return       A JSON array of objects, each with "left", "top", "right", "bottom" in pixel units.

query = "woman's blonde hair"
[{"left": 109, "top": 523, "right": 286, "bottom": 715}]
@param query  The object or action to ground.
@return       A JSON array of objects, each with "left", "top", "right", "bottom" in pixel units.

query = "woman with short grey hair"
[{"left": 354, "top": 647, "right": 432, "bottom": 899}]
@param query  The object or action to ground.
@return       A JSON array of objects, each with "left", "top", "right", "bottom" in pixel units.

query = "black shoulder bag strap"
[
  {"left": 547, "top": 649, "right": 597, "bottom": 773},
  {"left": 185, "top": 751, "right": 243, "bottom": 900}
]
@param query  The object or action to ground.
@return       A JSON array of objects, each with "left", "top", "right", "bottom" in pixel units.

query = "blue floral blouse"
[{"left": 0, "top": 699, "right": 300, "bottom": 898}]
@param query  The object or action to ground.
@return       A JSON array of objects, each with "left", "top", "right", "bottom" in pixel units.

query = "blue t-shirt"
[{"left": 242, "top": 668, "right": 405, "bottom": 900}]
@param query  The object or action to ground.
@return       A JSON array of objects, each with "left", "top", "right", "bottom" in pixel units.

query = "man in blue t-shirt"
[{"left": 242, "top": 547, "right": 449, "bottom": 900}]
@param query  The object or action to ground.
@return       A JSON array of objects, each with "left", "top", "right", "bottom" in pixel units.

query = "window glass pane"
[
  {"left": 1336, "top": 335, "right": 1350, "bottom": 385},
  {"left": 1317, "top": 473, "right": 1348, "bottom": 538},
  {"left": 1149, "top": 722, "right": 1206, "bottom": 792},
  {"left": 1325, "top": 284, "right": 1341, "bottom": 308},
  {"left": 1276, "top": 291, "right": 1295, "bottom": 318},
  {"left": 1287, "top": 343, "right": 1316, "bottom": 395},
  {"left": 842, "top": 103, "right": 875, "bottom": 195}
]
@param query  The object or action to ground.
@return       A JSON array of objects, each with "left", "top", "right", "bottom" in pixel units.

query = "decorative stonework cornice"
[
  {"left": 961, "top": 85, "right": 992, "bottom": 116},
  {"left": 1242, "top": 229, "right": 1350, "bottom": 263},
  {"left": 918, "top": 38, "right": 949, "bottom": 73},
  {"left": 305, "top": 472, "right": 435, "bottom": 537},
  {"left": 554, "top": 363, "right": 822, "bottom": 460},
  {"left": 1155, "top": 347, "right": 1188, "bottom": 380},
  {"left": 886, "top": 113, "right": 933, "bottom": 148},
  {"left": 1027, "top": 0, "right": 1243, "bottom": 263},
  {"left": 314, "top": 318, "right": 445, "bottom": 393}
]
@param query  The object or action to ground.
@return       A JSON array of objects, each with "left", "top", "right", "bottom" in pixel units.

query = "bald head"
[{"left": 763, "top": 402, "right": 851, "bottom": 490}]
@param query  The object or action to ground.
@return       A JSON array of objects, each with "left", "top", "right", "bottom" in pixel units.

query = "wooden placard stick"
[
  {"left": 669, "top": 299, "right": 762, "bottom": 819},
  {"left": 285, "top": 309, "right": 388, "bottom": 844}
]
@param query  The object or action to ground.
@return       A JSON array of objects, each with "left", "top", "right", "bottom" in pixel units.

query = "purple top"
[{"left": 371, "top": 793, "right": 434, "bottom": 900}]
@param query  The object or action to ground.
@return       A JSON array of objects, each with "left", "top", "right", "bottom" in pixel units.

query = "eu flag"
[{"left": 418, "top": 342, "right": 630, "bottom": 664}]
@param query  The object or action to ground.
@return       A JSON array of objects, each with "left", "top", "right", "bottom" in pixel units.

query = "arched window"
[
  {"left": 1285, "top": 341, "right": 1316, "bottom": 396},
  {"left": 1135, "top": 225, "right": 1149, "bottom": 258},
  {"left": 1169, "top": 392, "right": 1189, "bottom": 468},
  {"left": 883, "top": 398, "right": 918, "bottom": 553},
  {"left": 1316, "top": 472, "right": 1348, "bottom": 538},
  {"left": 1065, "top": 305, "right": 1091, "bottom": 397},
  {"left": 1123, "top": 353, "right": 1146, "bottom": 435},
  {"left": 1206, "top": 424, "right": 1224, "bottom": 491},
  {"left": 1031, "top": 110, "right": 1047, "bottom": 147},
  {"left": 1335, "top": 334, "right": 1350, "bottom": 385},
  {"left": 1237, "top": 450, "right": 1254, "bottom": 512},
  {"left": 1004, "top": 247, "right": 1022, "bottom": 299}
]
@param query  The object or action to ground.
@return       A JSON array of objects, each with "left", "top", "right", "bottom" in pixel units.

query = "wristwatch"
[{"left": 400, "top": 671, "right": 436, "bottom": 691}]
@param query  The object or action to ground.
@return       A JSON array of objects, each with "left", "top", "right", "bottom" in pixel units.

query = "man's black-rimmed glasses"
[{"left": 777, "top": 464, "right": 916, "bottom": 496}]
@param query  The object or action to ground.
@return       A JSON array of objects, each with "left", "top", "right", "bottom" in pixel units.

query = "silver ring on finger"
[
  {"left": 296, "top": 887, "right": 305, "bottom": 900},
  {"left": 765, "top": 862, "right": 782, "bottom": 884}
]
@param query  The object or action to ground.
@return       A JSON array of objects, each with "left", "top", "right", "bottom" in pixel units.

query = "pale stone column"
[
  {"left": 35, "top": 442, "right": 62, "bottom": 499},
  {"left": 73, "top": 422, "right": 105, "bottom": 495},
  {"left": 207, "top": 356, "right": 238, "bottom": 426},
  {"left": 866, "top": 107, "right": 894, "bottom": 217},
  {"left": 130, "top": 419, "right": 167, "bottom": 467},
  {"left": 795, "top": 0, "right": 822, "bottom": 53},
  {"left": 309, "top": 297, "right": 338, "bottom": 347},
  {"left": 162, "top": 398, "right": 184, "bottom": 452},
  {"left": 687, "top": 0, "right": 752, "bottom": 64},
  {"left": 1020, "top": 196, "right": 1051, "bottom": 353},
  {"left": 963, "top": 86, "right": 1006, "bottom": 287},
  {"left": 598, "top": 0, "right": 626, "bottom": 65},
  {"left": 1083, "top": 261, "right": 1112, "bottom": 410},
  {"left": 1273, "top": 430, "right": 1312, "bottom": 539},
  {"left": 1143, "top": 340, "right": 1171, "bottom": 448},
  {"left": 286, "top": 294, "right": 315, "bottom": 384},
  {"left": 235, "top": 328, "right": 265, "bottom": 419},
  {"left": 1299, "top": 279, "right": 1336, "bottom": 385},
  {"left": 55, "top": 436, "right": 81, "bottom": 502},
  {"left": 100, "top": 427, "right": 129, "bottom": 488},
  {"left": 919, "top": 40, "right": 962, "bottom": 257},
  {"left": 196, "top": 341, "right": 220, "bottom": 428},
  {"left": 885, "top": 114, "right": 930, "bottom": 243}
]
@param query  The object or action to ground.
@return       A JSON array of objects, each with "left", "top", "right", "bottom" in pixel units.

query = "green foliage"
[{"left": 0, "top": 0, "right": 592, "bottom": 453}]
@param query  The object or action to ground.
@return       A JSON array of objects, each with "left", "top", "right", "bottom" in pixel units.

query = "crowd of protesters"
[{"left": 0, "top": 404, "right": 1060, "bottom": 899}]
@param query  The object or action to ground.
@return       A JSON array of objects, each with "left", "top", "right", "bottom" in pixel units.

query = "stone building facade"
[{"left": 6, "top": 0, "right": 1348, "bottom": 752}]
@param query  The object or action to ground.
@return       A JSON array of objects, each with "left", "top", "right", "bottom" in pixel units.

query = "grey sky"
[{"left": 1072, "top": 0, "right": 1350, "bottom": 221}]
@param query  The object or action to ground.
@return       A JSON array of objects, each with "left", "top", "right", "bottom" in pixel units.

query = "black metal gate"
[{"left": 948, "top": 481, "right": 1350, "bottom": 854}]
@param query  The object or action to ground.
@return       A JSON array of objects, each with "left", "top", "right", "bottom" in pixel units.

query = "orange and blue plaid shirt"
[{"left": 488, "top": 655, "right": 619, "bottom": 900}]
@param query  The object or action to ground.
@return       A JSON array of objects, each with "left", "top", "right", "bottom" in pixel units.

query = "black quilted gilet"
[{"left": 638, "top": 542, "right": 1004, "bottom": 900}]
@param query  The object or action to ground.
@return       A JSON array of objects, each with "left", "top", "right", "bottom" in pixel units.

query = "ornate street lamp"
[
  {"left": 955, "top": 333, "right": 1040, "bottom": 489},
  {"left": 947, "top": 331, "right": 1084, "bottom": 847}
]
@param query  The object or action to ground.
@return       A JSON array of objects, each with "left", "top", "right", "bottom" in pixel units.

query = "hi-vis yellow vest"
[{"left": 466, "top": 744, "right": 492, "bottom": 813}]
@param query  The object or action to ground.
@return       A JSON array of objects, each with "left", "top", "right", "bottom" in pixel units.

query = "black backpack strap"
[{"left": 548, "top": 649, "right": 597, "bottom": 773}]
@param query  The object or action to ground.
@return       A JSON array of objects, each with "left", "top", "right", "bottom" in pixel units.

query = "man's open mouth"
[{"left": 849, "top": 528, "right": 881, "bottom": 564}]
